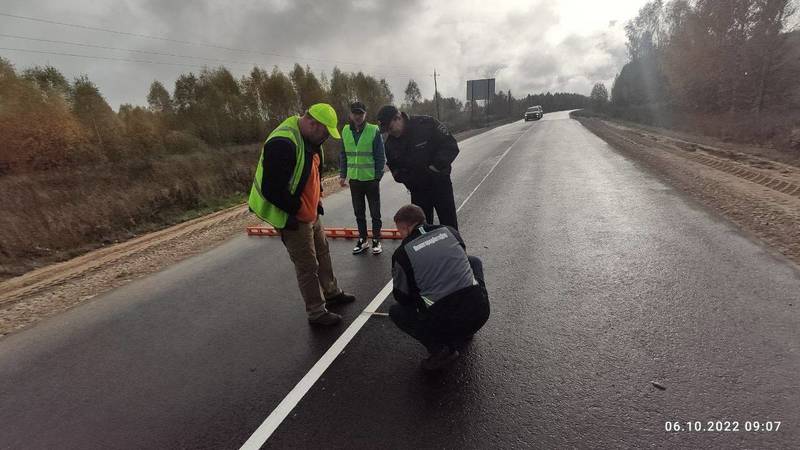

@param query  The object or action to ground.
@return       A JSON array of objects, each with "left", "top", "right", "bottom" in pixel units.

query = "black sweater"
[{"left": 260, "top": 137, "right": 323, "bottom": 217}]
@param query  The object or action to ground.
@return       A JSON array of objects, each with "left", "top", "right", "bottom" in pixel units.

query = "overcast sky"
[{"left": 0, "top": 0, "right": 648, "bottom": 109}]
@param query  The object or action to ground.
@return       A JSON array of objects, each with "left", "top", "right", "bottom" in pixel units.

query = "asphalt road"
[{"left": 1, "top": 111, "right": 798, "bottom": 449}]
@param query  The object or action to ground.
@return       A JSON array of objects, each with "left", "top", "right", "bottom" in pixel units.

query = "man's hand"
[{"left": 339, "top": 177, "right": 348, "bottom": 187}]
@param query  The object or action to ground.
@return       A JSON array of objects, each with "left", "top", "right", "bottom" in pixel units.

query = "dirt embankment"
[{"left": 576, "top": 116, "right": 800, "bottom": 268}]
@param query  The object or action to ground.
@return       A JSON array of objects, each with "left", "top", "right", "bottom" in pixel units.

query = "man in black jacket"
[
  {"left": 377, "top": 105, "right": 460, "bottom": 229},
  {"left": 389, "top": 204, "right": 490, "bottom": 370}
]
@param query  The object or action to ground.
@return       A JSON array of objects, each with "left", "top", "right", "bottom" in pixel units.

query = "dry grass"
[{"left": 0, "top": 145, "right": 259, "bottom": 281}]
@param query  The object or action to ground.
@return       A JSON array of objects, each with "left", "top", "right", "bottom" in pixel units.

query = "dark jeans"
[
  {"left": 390, "top": 256, "right": 489, "bottom": 353},
  {"left": 410, "top": 177, "right": 458, "bottom": 230},
  {"left": 349, "top": 179, "right": 382, "bottom": 240}
]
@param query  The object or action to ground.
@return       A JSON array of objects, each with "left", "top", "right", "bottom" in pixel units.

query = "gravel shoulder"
[
  {"left": 576, "top": 116, "right": 800, "bottom": 269},
  {"left": 0, "top": 126, "right": 494, "bottom": 338}
]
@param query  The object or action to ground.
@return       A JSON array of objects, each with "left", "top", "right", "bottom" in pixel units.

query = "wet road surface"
[{"left": 1, "top": 111, "right": 798, "bottom": 449}]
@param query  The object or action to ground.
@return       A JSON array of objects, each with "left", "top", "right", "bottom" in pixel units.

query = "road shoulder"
[{"left": 575, "top": 116, "right": 800, "bottom": 269}]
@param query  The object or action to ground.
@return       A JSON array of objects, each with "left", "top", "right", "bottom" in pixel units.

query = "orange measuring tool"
[{"left": 246, "top": 227, "right": 403, "bottom": 240}]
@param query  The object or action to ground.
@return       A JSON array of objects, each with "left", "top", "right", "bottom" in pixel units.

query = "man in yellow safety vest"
[
  {"left": 339, "top": 101, "right": 386, "bottom": 255},
  {"left": 248, "top": 103, "right": 356, "bottom": 326}
]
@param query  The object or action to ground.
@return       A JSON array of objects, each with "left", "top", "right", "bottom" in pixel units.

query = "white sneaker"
[
  {"left": 372, "top": 240, "right": 382, "bottom": 254},
  {"left": 352, "top": 239, "right": 369, "bottom": 255}
]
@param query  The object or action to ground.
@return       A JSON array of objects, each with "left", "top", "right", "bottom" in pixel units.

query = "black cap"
[
  {"left": 376, "top": 105, "right": 399, "bottom": 132},
  {"left": 350, "top": 101, "right": 366, "bottom": 114}
]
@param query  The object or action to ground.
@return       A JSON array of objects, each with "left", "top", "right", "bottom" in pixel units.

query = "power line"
[
  {"left": 0, "top": 33, "right": 254, "bottom": 66},
  {"left": 0, "top": 11, "right": 416, "bottom": 72},
  {"left": 0, "top": 33, "right": 424, "bottom": 78},
  {"left": 0, "top": 46, "right": 212, "bottom": 69},
  {"left": 0, "top": 46, "right": 427, "bottom": 84}
]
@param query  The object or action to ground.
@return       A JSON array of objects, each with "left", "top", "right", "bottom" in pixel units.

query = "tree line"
[
  {"left": 589, "top": 0, "right": 799, "bottom": 147},
  {"left": 1, "top": 56, "right": 589, "bottom": 173},
  {"left": 0, "top": 59, "right": 397, "bottom": 171}
]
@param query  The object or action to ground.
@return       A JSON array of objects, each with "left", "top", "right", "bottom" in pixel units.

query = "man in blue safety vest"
[{"left": 339, "top": 101, "right": 386, "bottom": 255}]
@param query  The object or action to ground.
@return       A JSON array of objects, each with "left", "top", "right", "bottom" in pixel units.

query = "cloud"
[{"left": 0, "top": 0, "right": 639, "bottom": 107}]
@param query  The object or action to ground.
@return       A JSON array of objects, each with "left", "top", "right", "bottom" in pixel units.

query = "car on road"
[{"left": 524, "top": 105, "right": 543, "bottom": 121}]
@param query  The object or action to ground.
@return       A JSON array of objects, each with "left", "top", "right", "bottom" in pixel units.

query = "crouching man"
[{"left": 389, "top": 204, "right": 490, "bottom": 370}]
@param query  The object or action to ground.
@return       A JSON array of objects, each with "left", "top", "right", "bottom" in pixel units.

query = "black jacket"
[
  {"left": 260, "top": 136, "right": 324, "bottom": 225},
  {"left": 392, "top": 224, "right": 483, "bottom": 314},
  {"left": 384, "top": 113, "right": 459, "bottom": 191}
]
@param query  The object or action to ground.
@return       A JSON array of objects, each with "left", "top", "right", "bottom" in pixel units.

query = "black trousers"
[
  {"left": 349, "top": 179, "right": 382, "bottom": 240},
  {"left": 410, "top": 177, "right": 458, "bottom": 230},
  {"left": 390, "top": 256, "right": 489, "bottom": 353}
]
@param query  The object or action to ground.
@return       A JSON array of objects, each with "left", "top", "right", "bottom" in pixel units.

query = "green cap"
[{"left": 308, "top": 103, "right": 341, "bottom": 140}]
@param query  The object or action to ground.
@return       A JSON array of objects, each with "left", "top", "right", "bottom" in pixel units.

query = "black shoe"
[
  {"left": 352, "top": 239, "right": 369, "bottom": 255},
  {"left": 307, "top": 311, "right": 342, "bottom": 326},
  {"left": 421, "top": 347, "right": 460, "bottom": 371},
  {"left": 371, "top": 240, "right": 382, "bottom": 255},
  {"left": 326, "top": 292, "right": 356, "bottom": 306}
]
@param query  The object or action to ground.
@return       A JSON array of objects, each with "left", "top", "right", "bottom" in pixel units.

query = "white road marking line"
[
  {"left": 240, "top": 123, "right": 533, "bottom": 450},
  {"left": 457, "top": 127, "right": 531, "bottom": 211},
  {"left": 239, "top": 282, "right": 393, "bottom": 450}
]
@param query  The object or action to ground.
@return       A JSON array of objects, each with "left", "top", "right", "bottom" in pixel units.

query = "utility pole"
[
  {"left": 485, "top": 81, "right": 490, "bottom": 125},
  {"left": 469, "top": 81, "right": 474, "bottom": 126},
  {"left": 433, "top": 68, "right": 441, "bottom": 121}
]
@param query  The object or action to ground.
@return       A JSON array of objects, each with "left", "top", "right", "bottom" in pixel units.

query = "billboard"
[{"left": 466, "top": 78, "right": 495, "bottom": 101}]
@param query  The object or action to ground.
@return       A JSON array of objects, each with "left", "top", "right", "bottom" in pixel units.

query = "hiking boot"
[
  {"left": 352, "top": 239, "right": 369, "bottom": 255},
  {"left": 326, "top": 292, "right": 356, "bottom": 306},
  {"left": 371, "top": 240, "right": 382, "bottom": 255},
  {"left": 421, "top": 346, "right": 460, "bottom": 371},
  {"left": 308, "top": 311, "right": 342, "bottom": 326}
]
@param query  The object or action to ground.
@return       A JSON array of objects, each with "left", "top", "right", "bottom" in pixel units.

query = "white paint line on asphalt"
[
  {"left": 239, "top": 281, "right": 393, "bottom": 450},
  {"left": 457, "top": 126, "right": 532, "bottom": 211},
  {"left": 240, "top": 123, "right": 532, "bottom": 450}
]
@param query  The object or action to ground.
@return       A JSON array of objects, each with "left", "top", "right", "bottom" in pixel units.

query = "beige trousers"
[{"left": 279, "top": 217, "right": 341, "bottom": 317}]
